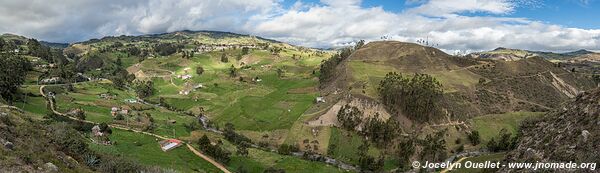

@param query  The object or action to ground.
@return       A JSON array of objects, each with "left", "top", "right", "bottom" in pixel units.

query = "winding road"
[{"left": 39, "top": 85, "right": 232, "bottom": 173}]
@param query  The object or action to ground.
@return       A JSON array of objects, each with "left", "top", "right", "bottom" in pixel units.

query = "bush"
[
  {"left": 196, "top": 66, "right": 204, "bottom": 75},
  {"left": 277, "top": 144, "right": 300, "bottom": 155},
  {"left": 468, "top": 130, "right": 481, "bottom": 146}
]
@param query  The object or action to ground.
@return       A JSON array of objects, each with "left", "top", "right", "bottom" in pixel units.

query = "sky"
[{"left": 0, "top": 0, "right": 599, "bottom": 53}]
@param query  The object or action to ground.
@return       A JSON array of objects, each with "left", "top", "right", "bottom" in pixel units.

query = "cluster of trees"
[
  {"left": 241, "top": 47, "right": 250, "bottom": 55},
  {"left": 362, "top": 113, "right": 401, "bottom": 146},
  {"left": 418, "top": 130, "right": 447, "bottom": 163},
  {"left": 0, "top": 37, "right": 17, "bottom": 52},
  {"left": 318, "top": 48, "right": 352, "bottom": 83},
  {"left": 377, "top": 72, "right": 443, "bottom": 123},
  {"left": 26, "top": 39, "right": 52, "bottom": 62},
  {"left": 198, "top": 135, "right": 231, "bottom": 164},
  {"left": 222, "top": 123, "right": 254, "bottom": 157},
  {"left": 133, "top": 80, "right": 154, "bottom": 98},
  {"left": 153, "top": 42, "right": 181, "bottom": 56},
  {"left": 468, "top": 130, "right": 481, "bottom": 146},
  {"left": 181, "top": 50, "right": 195, "bottom": 59},
  {"left": 0, "top": 53, "right": 32, "bottom": 102},
  {"left": 336, "top": 104, "right": 402, "bottom": 146},
  {"left": 277, "top": 143, "right": 300, "bottom": 155},
  {"left": 357, "top": 140, "right": 385, "bottom": 172},
  {"left": 396, "top": 138, "right": 415, "bottom": 170},
  {"left": 126, "top": 46, "right": 141, "bottom": 56},
  {"left": 223, "top": 123, "right": 252, "bottom": 147},
  {"left": 487, "top": 128, "right": 518, "bottom": 152},
  {"left": 336, "top": 104, "right": 362, "bottom": 130}
]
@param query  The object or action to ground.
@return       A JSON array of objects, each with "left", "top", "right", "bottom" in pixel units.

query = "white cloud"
[
  {"left": 0, "top": 0, "right": 598, "bottom": 52},
  {"left": 407, "top": 0, "right": 516, "bottom": 16}
]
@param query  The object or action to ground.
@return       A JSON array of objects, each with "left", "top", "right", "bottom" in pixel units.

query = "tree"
[
  {"left": 276, "top": 68, "right": 284, "bottom": 78},
  {"left": 236, "top": 144, "right": 249, "bottom": 156},
  {"left": 336, "top": 104, "right": 362, "bottom": 130},
  {"left": 241, "top": 47, "right": 250, "bottom": 55},
  {"left": 221, "top": 53, "right": 229, "bottom": 63},
  {"left": 154, "top": 43, "right": 179, "bottom": 56},
  {"left": 197, "top": 134, "right": 231, "bottom": 164},
  {"left": 357, "top": 140, "right": 384, "bottom": 172},
  {"left": 486, "top": 128, "right": 515, "bottom": 152},
  {"left": 468, "top": 130, "right": 481, "bottom": 146},
  {"left": 355, "top": 40, "right": 365, "bottom": 50},
  {"left": 397, "top": 138, "right": 415, "bottom": 170},
  {"left": 196, "top": 66, "right": 204, "bottom": 75},
  {"left": 0, "top": 53, "right": 31, "bottom": 102},
  {"left": 99, "top": 122, "right": 112, "bottom": 134},
  {"left": 277, "top": 144, "right": 299, "bottom": 155},
  {"left": 377, "top": 72, "right": 443, "bottom": 122},
  {"left": 229, "top": 65, "right": 237, "bottom": 77},
  {"left": 133, "top": 80, "right": 154, "bottom": 98},
  {"left": 362, "top": 113, "right": 401, "bottom": 146},
  {"left": 318, "top": 48, "right": 353, "bottom": 83},
  {"left": 223, "top": 123, "right": 252, "bottom": 146},
  {"left": 419, "top": 130, "right": 447, "bottom": 162}
]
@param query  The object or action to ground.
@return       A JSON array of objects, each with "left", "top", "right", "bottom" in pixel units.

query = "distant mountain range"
[{"left": 468, "top": 47, "right": 598, "bottom": 61}]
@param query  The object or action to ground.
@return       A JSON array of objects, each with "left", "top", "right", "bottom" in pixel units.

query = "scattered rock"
[
  {"left": 581, "top": 130, "right": 590, "bottom": 142},
  {"left": 4, "top": 141, "right": 13, "bottom": 150},
  {"left": 44, "top": 162, "right": 58, "bottom": 172}
]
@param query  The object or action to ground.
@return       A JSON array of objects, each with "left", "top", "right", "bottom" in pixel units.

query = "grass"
[
  {"left": 471, "top": 111, "right": 544, "bottom": 142},
  {"left": 228, "top": 148, "right": 345, "bottom": 173},
  {"left": 213, "top": 73, "right": 318, "bottom": 131},
  {"left": 347, "top": 60, "right": 481, "bottom": 97},
  {"left": 90, "top": 129, "right": 222, "bottom": 173},
  {"left": 327, "top": 127, "right": 380, "bottom": 165}
]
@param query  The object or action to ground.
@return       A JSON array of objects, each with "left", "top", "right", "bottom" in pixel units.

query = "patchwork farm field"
[{"left": 90, "top": 129, "right": 222, "bottom": 173}]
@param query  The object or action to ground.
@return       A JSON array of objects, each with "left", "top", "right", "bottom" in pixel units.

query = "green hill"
[{"left": 324, "top": 41, "right": 596, "bottom": 126}]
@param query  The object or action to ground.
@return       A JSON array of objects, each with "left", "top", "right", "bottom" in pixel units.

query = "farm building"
[
  {"left": 124, "top": 98, "right": 137, "bottom": 103},
  {"left": 316, "top": 97, "right": 325, "bottom": 103},
  {"left": 91, "top": 125, "right": 104, "bottom": 136},
  {"left": 159, "top": 139, "right": 183, "bottom": 152}
]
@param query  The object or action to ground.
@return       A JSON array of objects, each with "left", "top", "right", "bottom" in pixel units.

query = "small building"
[
  {"left": 91, "top": 125, "right": 104, "bottom": 136},
  {"left": 99, "top": 93, "right": 115, "bottom": 99},
  {"left": 111, "top": 107, "right": 119, "bottom": 116},
  {"left": 180, "top": 74, "right": 192, "bottom": 80},
  {"left": 179, "top": 90, "right": 190, "bottom": 95},
  {"left": 159, "top": 139, "right": 183, "bottom": 152},
  {"left": 316, "top": 97, "right": 325, "bottom": 103},
  {"left": 124, "top": 98, "right": 137, "bottom": 103},
  {"left": 40, "top": 77, "right": 62, "bottom": 84}
]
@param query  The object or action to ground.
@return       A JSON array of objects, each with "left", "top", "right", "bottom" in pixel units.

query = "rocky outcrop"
[{"left": 503, "top": 88, "right": 600, "bottom": 172}]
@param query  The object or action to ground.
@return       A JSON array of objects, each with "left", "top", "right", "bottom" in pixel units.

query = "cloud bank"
[{"left": 0, "top": 0, "right": 599, "bottom": 52}]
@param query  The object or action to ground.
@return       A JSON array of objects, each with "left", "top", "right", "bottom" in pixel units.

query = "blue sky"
[
  {"left": 1, "top": 0, "right": 599, "bottom": 52},
  {"left": 282, "top": 0, "right": 600, "bottom": 29}
]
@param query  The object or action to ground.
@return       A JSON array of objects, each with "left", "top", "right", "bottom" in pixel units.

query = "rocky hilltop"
[{"left": 504, "top": 87, "right": 600, "bottom": 172}]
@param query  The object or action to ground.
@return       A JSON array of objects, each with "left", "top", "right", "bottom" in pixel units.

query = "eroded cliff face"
[{"left": 503, "top": 88, "right": 600, "bottom": 172}]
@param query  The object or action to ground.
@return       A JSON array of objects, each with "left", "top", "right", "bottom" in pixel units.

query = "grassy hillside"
[{"left": 327, "top": 41, "right": 595, "bottom": 122}]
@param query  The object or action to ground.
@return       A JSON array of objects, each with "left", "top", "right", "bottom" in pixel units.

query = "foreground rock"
[{"left": 504, "top": 88, "right": 600, "bottom": 172}]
